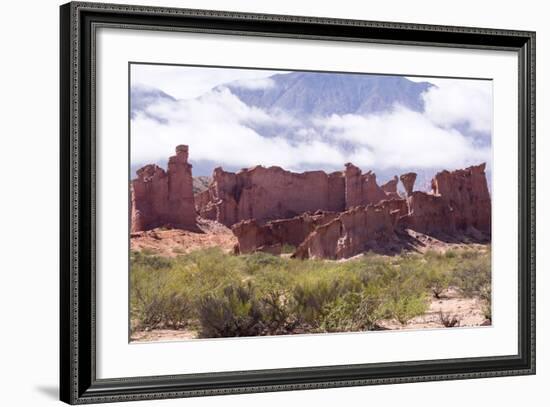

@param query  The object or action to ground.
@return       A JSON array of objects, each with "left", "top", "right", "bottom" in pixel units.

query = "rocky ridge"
[{"left": 131, "top": 145, "right": 491, "bottom": 259}]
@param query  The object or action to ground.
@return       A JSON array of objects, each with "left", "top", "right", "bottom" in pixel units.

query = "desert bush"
[
  {"left": 130, "top": 254, "right": 193, "bottom": 330},
  {"left": 320, "top": 292, "right": 363, "bottom": 332},
  {"left": 381, "top": 293, "right": 428, "bottom": 325},
  {"left": 438, "top": 311, "right": 460, "bottom": 327},
  {"left": 131, "top": 250, "right": 172, "bottom": 270},
  {"left": 243, "top": 251, "right": 287, "bottom": 274},
  {"left": 321, "top": 287, "right": 386, "bottom": 332},
  {"left": 373, "top": 263, "right": 430, "bottom": 324},
  {"left": 290, "top": 279, "right": 340, "bottom": 326},
  {"left": 423, "top": 262, "right": 452, "bottom": 298},
  {"left": 183, "top": 248, "right": 243, "bottom": 297},
  {"left": 196, "top": 282, "right": 265, "bottom": 338},
  {"left": 444, "top": 250, "right": 457, "bottom": 259},
  {"left": 452, "top": 253, "right": 491, "bottom": 300},
  {"left": 139, "top": 247, "right": 157, "bottom": 257},
  {"left": 258, "top": 289, "right": 300, "bottom": 334},
  {"left": 281, "top": 244, "right": 296, "bottom": 254},
  {"left": 130, "top": 244, "right": 489, "bottom": 336},
  {"left": 290, "top": 267, "right": 364, "bottom": 327}
]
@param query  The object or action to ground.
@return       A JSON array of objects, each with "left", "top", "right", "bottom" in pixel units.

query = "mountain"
[
  {"left": 131, "top": 86, "right": 176, "bottom": 121},
  {"left": 219, "top": 72, "right": 433, "bottom": 116},
  {"left": 130, "top": 71, "right": 490, "bottom": 190}
]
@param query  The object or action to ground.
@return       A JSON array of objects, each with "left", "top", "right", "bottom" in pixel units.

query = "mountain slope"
[
  {"left": 219, "top": 72, "right": 433, "bottom": 116},
  {"left": 131, "top": 85, "right": 177, "bottom": 121}
]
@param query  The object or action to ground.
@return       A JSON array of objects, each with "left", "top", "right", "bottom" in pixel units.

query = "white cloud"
[
  {"left": 316, "top": 106, "right": 491, "bottom": 170},
  {"left": 131, "top": 64, "right": 284, "bottom": 99},
  {"left": 409, "top": 77, "right": 493, "bottom": 134},
  {"left": 132, "top": 92, "right": 490, "bottom": 175},
  {"left": 131, "top": 88, "right": 346, "bottom": 171},
  {"left": 131, "top": 71, "right": 492, "bottom": 176}
]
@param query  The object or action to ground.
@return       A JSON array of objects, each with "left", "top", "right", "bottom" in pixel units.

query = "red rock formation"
[
  {"left": 432, "top": 163, "right": 491, "bottom": 234},
  {"left": 381, "top": 176, "right": 401, "bottom": 199},
  {"left": 400, "top": 172, "right": 417, "bottom": 197},
  {"left": 232, "top": 211, "right": 339, "bottom": 254},
  {"left": 401, "top": 191, "right": 455, "bottom": 235},
  {"left": 231, "top": 162, "right": 491, "bottom": 258},
  {"left": 131, "top": 144, "right": 491, "bottom": 257},
  {"left": 400, "top": 164, "right": 491, "bottom": 237},
  {"left": 231, "top": 219, "right": 279, "bottom": 255},
  {"left": 344, "top": 163, "right": 388, "bottom": 209},
  {"left": 131, "top": 145, "right": 197, "bottom": 232},
  {"left": 194, "top": 189, "right": 211, "bottom": 213},
  {"left": 198, "top": 166, "right": 347, "bottom": 227},
  {"left": 196, "top": 162, "right": 395, "bottom": 227},
  {"left": 383, "top": 197, "right": 409, "bottom": 219},
  {"left": 293, "top": 203, "right": 399, "bottom": 260}
]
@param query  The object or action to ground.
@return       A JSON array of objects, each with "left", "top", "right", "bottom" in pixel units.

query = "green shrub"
[
  {"left": 452, "top": 253, "right": 491, "bottom": 299},
  {"left": 130, "top": 244, "right": 490, "bottom": 336},
  {"left": 196, "top": 282, "right": 264, "bottom": 338},
  {"left": 290, "top": 271, "right": 362, "bottom": 327},
  {"left": 321, "top": 292, "right": 362, "bottom": 332},
  {"left": 131, "top": 251, "right": 172, "bottom": 270},
  {"left": 243, "top": 252, "right": 286, "bottom": 274},
  {"left": 130, "top": 256, "right": 193, "bottom": 330},
  {"left": 372, "top": 262, "right": 430, "bottom": 325},
  {"left": 281, "top": 244, "right": 296, "bottom": 254},
  {"left": 424, "top": 262, "right": 452, "bottom": 298},
  {"left": 321, "top": 288, "right": 385, "bottom": 332},
  {"left": 381, "top": 293, "right": 428, "bottom": 325}
]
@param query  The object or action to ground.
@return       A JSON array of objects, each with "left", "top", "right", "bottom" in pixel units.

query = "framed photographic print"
[{"left": 60, "top": 1, "right": 536, "bottom": 404}]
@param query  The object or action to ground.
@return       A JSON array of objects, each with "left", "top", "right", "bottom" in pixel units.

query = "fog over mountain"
[
  {"left": 130, "top": 86, "right": 176, "bottom": 122},
  {"left": 130, "top": 67, "right": 492, "bottom": 189}
]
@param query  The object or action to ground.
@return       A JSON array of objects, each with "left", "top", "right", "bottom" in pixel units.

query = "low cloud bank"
[{"left": 131, "top": 77, "right": 492, "bottom": 176}]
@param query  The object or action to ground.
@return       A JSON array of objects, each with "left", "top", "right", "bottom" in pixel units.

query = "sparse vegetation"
[
  {"left": 130, "top": 245, "right": 491, "bottom": 338},
  {"left": 281, "top": 244, "right": 297, "bottom": 254},
  {"left": 439, "top": 311, "right": 460, "bottom": 328}
]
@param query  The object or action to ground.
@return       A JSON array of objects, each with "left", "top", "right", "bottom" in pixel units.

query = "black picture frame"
[{"left": 60, "top": 2, "right": 536, "bottom": 404}]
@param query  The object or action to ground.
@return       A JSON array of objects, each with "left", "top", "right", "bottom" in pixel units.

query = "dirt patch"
[
  {"left": 130, "top": 328, "right": 198, "bottom": 342},
  {"left": 404, "top": 229, "right": 490, "bottom": 254},
  {"left": 130, "top": 217, "right": 237, "bottom": 257},
  {"left": 378, "top": 287, "right": 490, "bottom": 330}
]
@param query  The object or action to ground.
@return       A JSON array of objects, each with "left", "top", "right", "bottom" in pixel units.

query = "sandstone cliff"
[
  {"left": 402, "top": 164, "right": 491, "bottom": 237},
  {"left": 196, "top": 162, "right": 396, "bottom": 227},
  {"left": 131, "top": 145, "right": 197, "bottom": 232},
  {"left": 197, "top": 166, "right": 347, "bottom": 226},
  {"left": 292, "top": 202, "right": 400, "bottom": 260},
  {"left": 232, "top": 211, "right": 339, "bottom": 255},
  {"left": 232, "top": 164, "right": 491, "bottom": 258},
  {"left": 131, "top": 145, "right": 491, "bottom": 260}
]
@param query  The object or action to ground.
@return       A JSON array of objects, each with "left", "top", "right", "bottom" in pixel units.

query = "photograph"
[
  {"left": 129, "top": 64, "right": 493, "bottom": 342},
  {"left": 57, "top": 2, "right": 536, "bottom": 404}
]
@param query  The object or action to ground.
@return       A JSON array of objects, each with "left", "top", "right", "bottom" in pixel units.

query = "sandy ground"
[
  {"left": 377, "top": 287, "right": 489, "bottom": 330},
  {"left": 130, "top": 217, "right": 237, "bottom": 257},
  {"left": 130, "top": 328, "right": 198, "bottom": 342}
]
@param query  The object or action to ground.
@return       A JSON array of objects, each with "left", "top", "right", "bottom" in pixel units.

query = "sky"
[{"left": 130, "top": 64, "right": 492, "bottom": 179}]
